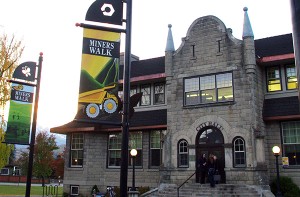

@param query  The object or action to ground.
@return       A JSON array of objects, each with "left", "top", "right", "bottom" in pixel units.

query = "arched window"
[
  {"left": 178, "top": 139, "right": 189, "bottom": 168},
  {"left": 233, "top": 137, "right": 246, "bottom": 167}
]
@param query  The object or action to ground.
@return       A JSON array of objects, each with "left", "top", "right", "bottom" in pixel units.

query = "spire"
[
  {"left": 165, "top": 24, "right": 175, "bottom": 52},
  {"left": 242, "top": 7, "right": 254, "bottom": 38}
]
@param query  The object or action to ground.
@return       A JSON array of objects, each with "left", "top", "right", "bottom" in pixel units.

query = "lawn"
[{"left": 0, "top": 185, "right": 63, "bottom": 196}]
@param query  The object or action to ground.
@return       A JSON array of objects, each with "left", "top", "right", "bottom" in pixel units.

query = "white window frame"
[
  {"left": 70, "top": 185, "right": 79, "bottom": 196},
  {"left": 0, "top": 168, "right": 9, "bottom": 175},
  {"left": 70, "top": 133, "right": 84, "bottom": 168},
  {"left": 233, "top": 137, "right": 246, "bottom": 167},
  {"left": 178, "top": 139, "right": 189, "bottom": 168}
]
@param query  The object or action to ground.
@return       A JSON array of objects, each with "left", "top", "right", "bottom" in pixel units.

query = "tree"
[
  {"left": 0, "top": 33, "right": 24, "bottom": 169},
  {"left": 16, "top": 150, "right": 29, "bottom": 176},
  {"left": 33, "top": 131, "right": 58, "bottom": 185},
  {"left": 51, "top": 149, "right": 65, "bottom": 179}
]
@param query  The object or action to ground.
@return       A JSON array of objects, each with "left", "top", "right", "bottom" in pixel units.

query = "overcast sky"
[{"left": 0, "top": 0, "right": 293, "bottom": 128}]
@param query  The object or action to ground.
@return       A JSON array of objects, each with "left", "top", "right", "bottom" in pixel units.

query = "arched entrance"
[{"left": 196, "top": 126, "right": 226, "bottom": 183}]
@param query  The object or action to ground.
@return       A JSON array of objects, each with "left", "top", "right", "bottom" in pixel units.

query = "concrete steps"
[{"left": 147, "top": 183, "right": 262, "bottom": 197}]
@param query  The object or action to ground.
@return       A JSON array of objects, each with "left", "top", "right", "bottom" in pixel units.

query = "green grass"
[{"left": 0, "top": 185, "right": 63, "bottom": 196}]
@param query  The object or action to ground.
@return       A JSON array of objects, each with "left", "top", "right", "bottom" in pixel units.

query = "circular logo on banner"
[{"left": 85, "top": 0, "right": 123, "bottom": 25}]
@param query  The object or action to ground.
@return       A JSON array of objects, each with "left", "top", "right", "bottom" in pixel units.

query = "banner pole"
[
  {"left": 25, "top": 52, "right": 43, "bottom": 197},
  {"left": 120, "top": 0, "right": 132, "bottom": 196}
]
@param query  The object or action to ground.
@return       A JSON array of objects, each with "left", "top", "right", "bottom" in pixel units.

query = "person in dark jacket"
[
  {"left": 213, "top": 155, "right": 220, "bottom": 184},
  {"left": 207, "top": 154, "right": 216, "bottom": 187},
  {"left": 198, "top": 153, "right": 207, "bottom": 184}
]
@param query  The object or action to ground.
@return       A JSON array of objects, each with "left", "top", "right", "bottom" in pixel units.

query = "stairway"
[{"left": 147, "top": 183, "right": 263, "bottom": 197}]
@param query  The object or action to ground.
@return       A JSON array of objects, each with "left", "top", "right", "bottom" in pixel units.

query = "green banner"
[
  {"left": 76, "top": 28, "right": 121, "bottom": 120},
  {"left": 5, "top": 83, "right": 34, "bottom": 144}
]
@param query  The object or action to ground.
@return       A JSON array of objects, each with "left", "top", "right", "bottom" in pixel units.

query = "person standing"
[
  {"left": 207, "top": 154, "right": 216, "bottom": 187},
  {"left": 213, "top": 155, "right": 220, "bottom": 184},
  {"left": 198, "top": 153, "right": 207, "bottom": 184}
]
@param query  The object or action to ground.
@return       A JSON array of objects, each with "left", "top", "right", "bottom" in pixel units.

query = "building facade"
[{"left": 51, "top": 9, "right": 299, "bottom": 196}]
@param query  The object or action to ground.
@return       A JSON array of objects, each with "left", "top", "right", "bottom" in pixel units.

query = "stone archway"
[{"left": 195, "top": 126, "right": 226, "bottom": 183}]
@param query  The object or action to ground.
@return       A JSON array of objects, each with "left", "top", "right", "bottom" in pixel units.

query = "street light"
[
  {"left": 272, "top": 146, "right": 283, "bottom": 197},
  {"left": 130, "top": 149, "right": 137, "bottom": 191}
]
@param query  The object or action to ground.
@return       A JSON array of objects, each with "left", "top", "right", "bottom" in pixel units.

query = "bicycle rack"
[{"left": 42, "top": 185, "right": 59, "bottom": 197}]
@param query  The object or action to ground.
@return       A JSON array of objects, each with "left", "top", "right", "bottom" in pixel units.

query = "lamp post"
[
  {"left": 272, "top": 146, "right": 283, "bottom": 197},
  {"left": 130, "top": 149, "right": 137, "bottom": 191}
]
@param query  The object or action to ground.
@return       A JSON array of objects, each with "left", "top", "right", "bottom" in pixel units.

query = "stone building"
[{"left": 51, "top": 8, "right": 299, "bottom": 196}]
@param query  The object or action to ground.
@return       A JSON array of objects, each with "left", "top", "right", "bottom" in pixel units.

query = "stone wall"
[{"left": 63, "top": 132, "right": 160, "bottom": 196}]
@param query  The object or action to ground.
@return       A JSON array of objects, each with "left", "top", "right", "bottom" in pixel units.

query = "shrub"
[
  {"left": 138, "top": 186, "right": 150, "bottom": 194},
  {"left": 91, "top": 185, "right": 100, "bottom": 195},
  {"left": 270, "top": 176, "right": 300, "bottom": 197}
]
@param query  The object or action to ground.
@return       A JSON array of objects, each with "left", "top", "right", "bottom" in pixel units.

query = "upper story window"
[
  {"left": 233, "top": 137, "right": 246, "bottom": 167},
  {"left": 282, "top": 121, "right": 300, "bottom": 165},
  {"left": 130, "top": 86, "right": 137, "bottom": 96},
  {"left": 266, "top": 64, "right": 298, "bottom": 93},
  {"left": 140, "top": 84, "right": 151, "bottom": 106},
  {"left": 184, "top": 72, "right": 233, "bottom": 106},
  {"left": 178, "top": 139, "right": 189, "bottom": 168},
  {"left": 154, "top": 83, "right": 165, "bottom": 104},
  {"left": 286, "top": 64, "right": 298, "bottom": 90},
  {"left": 70, "top": 133, "right": 84, "bottom": 167},
  {"left": 118, "top": 86, "right": 137, "bottom": 101},
  {"left": 267, "top": 66, "right": 282, "bottom": 92}
]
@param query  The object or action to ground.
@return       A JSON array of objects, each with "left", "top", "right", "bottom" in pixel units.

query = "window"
[
  {"left": 184, "top": 72, "right": 233, "bottom": 106},
  {"left": 267, "top": 66, "right": 281, "bottom": 92},
  {"left": 150, "top": 130, "right": 166, "bottom": 167},
  {"left": 129, "top": 132, "right": 142, "bottom": 167},
  {"left": 140, "top": 84, "right": 151, "bottom": 106},
  {"left": 118, "top": 86, "right": 137, "bottom": 100},
  {"left": 0, "top": 168, "right": 9, "bottom": 175},
  {"left": 108, "top": 133, "right": 122, "bottom": 167},
  {"left": 108, "top": 132, "right": 143, "bottom": 167},
  {"left": 154, "top": 83, "right": 165, "bottom": 104},
  {"left": 233, "top": 137, "right": 246, "bottom": 167},
  {"left": 130, "top": 86, "right": 137, "bottom": 96},
  {"left": 178, "top": 140, "right": 189, "bottom": 167},
  {"left": 70, "top": 134, "right": 84, "bottom": 167},
  {"left": 282, "top": 121, "right": 300, "bottom": 165},
  {"left": 285, "top": 64, "right": 298, "bottom": 90},
  {"left": 70, "top": 185, "right": 79, "bottom": 196}
]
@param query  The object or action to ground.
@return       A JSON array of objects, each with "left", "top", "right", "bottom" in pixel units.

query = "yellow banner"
[{"left": 77, "top": 28, "right": 121, "bottom": 120}]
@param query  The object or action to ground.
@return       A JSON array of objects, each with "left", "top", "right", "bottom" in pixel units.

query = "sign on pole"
[
  {"left": 5, "top": 83, "right": 34, "bottom": 144},
  {"left": 4, "top": 61, "right": 37, "bottom": 144},
  {"left": 76, "top": 28, "right": 121, "bottom": 120}
]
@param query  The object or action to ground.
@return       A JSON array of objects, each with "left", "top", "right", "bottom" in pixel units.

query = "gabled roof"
[
  {"left": 255, "top": 33, "right": 294, "bottom": 58},
  {"left": 51, "top": 109, "right": 167, "bottom": 134}
]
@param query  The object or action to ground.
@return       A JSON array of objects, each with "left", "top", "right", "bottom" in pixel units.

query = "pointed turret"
[
  {"left": 242, "top": 7, "right": 255, "bottom": 74},
  {"left": 165, "top": 24, "right": 175, "bottom": 52},
  {"left": 242, "top": 7, "right": 254, "bottom": 39}
]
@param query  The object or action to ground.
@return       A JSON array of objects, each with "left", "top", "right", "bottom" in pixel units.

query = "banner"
[
  {"left": 76, "top": 28, "right": 121, "bottom": 120},
  {"left": 5, "top": 83, "right": 34, "bottom": 144}
]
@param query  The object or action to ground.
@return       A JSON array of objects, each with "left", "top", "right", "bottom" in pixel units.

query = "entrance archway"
[{"left": 196, "top": 126, "right": 226, "bottom": 183}]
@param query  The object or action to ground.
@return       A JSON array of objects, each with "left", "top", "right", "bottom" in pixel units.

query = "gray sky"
[{"left": 0, "top": 0, "right": 293, "bottom": 128}]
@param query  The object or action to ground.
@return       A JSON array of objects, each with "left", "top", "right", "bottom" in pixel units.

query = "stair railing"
[{"left": 177, "top": 171, "right": 196, "bottom": 197}]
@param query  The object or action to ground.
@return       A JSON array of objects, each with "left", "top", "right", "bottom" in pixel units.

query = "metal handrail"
[{"left": 177, "top": 171, "right": 196, "bottom": 197}]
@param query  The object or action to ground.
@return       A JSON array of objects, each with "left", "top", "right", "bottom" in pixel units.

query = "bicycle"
[{"left": 106, "top": 186, "right": 116, "bottom": 197}]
